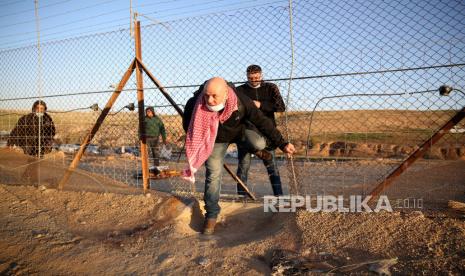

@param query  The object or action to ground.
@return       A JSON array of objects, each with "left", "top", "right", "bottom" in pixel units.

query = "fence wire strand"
[{"left": 0, "top": 0, "right": 464, "bottom": 209}]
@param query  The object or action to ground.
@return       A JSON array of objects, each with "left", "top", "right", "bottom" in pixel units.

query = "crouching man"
[{"left": 182, "top": 77, "right": 295, "bottom": 235}]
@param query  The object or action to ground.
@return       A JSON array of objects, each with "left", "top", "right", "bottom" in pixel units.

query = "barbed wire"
[
  {"left": 0, "top": 23, "right": 130, "bottom": 50},
  {"left": 0, "top": 9, "right": 130, "bottom": 40},
  {"left": 0, "top": 0, "right": 288, "bottom": 50},
  {"left": 0, "top": 0, "right": 272, "bottom": 38},
  {"left": 0, "top": 0, "right": 26, "bottom": 8},
  {"left": 0, "top": 0, "right": 72, "bottom": 17},
  {"left": 144, "top": 0, "right": 231, "bottom": 16},
  {"left": 0, "top": 23, "right": 131, "bottom": 50},
  {"left": 47, "top": 104, "right": 100, "bottom": 113},
  {"left": 134, "top": 0, "right": 184, "bottom": 9},
  {"left": 0, "top": 0, "right": 117, "bottom": 28},
  {"left": 0, "top": 0, "right": 464, "bottom": 206},
  {"left": 1, "top": 63, "right": 463, "bottom": 102},
  {"left": 151, "top": 0, "right": 287, "bottom": 20}
]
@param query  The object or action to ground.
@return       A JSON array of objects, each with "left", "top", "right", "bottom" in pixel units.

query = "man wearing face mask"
[
  {"left": 8, "top": 100, "right": 56, "bottom": 157},
  {"left": 235, "top": 65, "right": 286, "bottom": 196},
  {"left": 182, "top": 77, "right": 295, "bottom": 235}
]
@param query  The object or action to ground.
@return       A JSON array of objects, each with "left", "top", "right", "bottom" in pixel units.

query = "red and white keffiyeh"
[{"left": 182, "top": 87, "right": 238, "bottom": 183}]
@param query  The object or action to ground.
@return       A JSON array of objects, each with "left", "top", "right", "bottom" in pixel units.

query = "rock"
[
  {"left": 271, "top": 249, "right": 334, "bottom": 274},
  {"left": 197, "top": 257, "right": 210, "bottom": 266},
  {"left": 368, "top": 258, "right": 398, "bottom": 276},
  {"left": 410, "top": 211, "right": 424, "bottom": 218},
  {"left": 158, "top": 254, "right": 175, "bottom": 266},
  {"left": 32, "top": 229, "right": 47, "bottom": 238}
]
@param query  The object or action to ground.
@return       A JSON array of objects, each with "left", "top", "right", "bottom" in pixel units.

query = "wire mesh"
[{"left": 0, "top": 0, "right": 464, "bottom": 209}]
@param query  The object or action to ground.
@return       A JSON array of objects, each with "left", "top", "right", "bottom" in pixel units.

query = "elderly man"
[{"left": 182, "top": 77, "right": 295, "bottom": 235}]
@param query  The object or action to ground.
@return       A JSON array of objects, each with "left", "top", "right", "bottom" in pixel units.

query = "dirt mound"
[
  {"left": 166, "top": 198, "right": 289, "bottom": 238},
  {"left": 1, "top": 145, "right": 464, "bottom": 274},
  {"left": 0, "top": 148, "right": 139, "bottom": 194},
  {"left": 295, "top": 211, "right": 465, "bottom": 274},
  {"left": 1, "top": 182, "right": 465, "bottom": 274},
  {"left": 308, "top": 141, "right": 465, "bottom": 160}
]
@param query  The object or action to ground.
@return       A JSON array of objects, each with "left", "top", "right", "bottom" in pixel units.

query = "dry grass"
[
  {"left": 1, "top": 109, "right": 464, "bottom": 149},
  {"left": 448, "top": 200, "right": 465, "bottom": 217}
]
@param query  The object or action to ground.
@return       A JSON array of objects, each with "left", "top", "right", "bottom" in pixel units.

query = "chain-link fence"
[{"left": 1, "top": 0, "right": 464, "bottom": 209}]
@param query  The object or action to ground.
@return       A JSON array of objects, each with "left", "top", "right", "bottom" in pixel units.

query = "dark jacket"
[
  {"left": 144, "top": 115, "right": 167, "bottom": 142},
  {"left": 236, "top": 82, "right": 285, "bottom": 126},
  {"left": 8, "top": 112, "right": 56, "bottom": 156},
  {"left": 182, "top": 82, "right": 288, "bottom": 150}
]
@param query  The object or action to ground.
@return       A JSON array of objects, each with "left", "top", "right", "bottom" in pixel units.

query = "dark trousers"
[
  {"left": 146, "top": 137, "right": 160, "bottom": 167},
  {"left": 236, "top": 129, "right": 283, "bottom": 196}
]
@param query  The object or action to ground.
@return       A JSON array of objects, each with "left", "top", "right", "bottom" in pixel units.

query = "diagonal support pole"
[
  {"left": 369, "top": 105, "right": 465, "bottom": 201},
  {"left": 136, "top": 58, "right": 257, "bottom": 200},
  {"left": 136, "top": 58, "right": 184, "bottom": 115},
  {"left": 58, "top": 59, "right": 137, "bottom": 190}
]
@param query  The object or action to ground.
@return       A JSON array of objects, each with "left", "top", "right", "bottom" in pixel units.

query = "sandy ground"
[
  {"left": 1, "top": 183, "right": 465, "bottom": 275},
  {"left": 1, "top": 148, "right": 465, "bottom": 274}
]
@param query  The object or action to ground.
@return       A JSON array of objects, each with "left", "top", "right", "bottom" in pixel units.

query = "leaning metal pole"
[
  {"left": 58, "top": 59, "right": 137, "bottom": 190},
  {"left": 136, "top": 58, "right": 257, "bottom": 200},
  {"left": 369, "top": 104, "right": 465, "bottom": 201}
]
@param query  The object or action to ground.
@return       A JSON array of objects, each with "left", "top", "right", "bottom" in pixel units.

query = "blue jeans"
[
  {"left": 204, "top": 143, "right": 229, "bottom": 219},
  {"left": 236, "top": 130, "right": 283, "bottom": 196},
  {"left": 239, "top": 128, "right": 267, "bottom": 151}
]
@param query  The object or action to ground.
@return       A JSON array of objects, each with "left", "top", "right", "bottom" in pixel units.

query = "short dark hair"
[
  {"left": 32, "top": 100, "right": 47, "bottom": 112},
  {"left": 145, "top": 106, "right": 154, "bottom": 114},
  {"left": 246, "top": 64, "right": 262, "bottom": 74}
]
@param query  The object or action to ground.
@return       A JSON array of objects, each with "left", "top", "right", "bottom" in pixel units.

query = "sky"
[
  {"left": 0, "top": 0, "right": 284, "bottom": 50},
  {"left": 0, "top": 0, "right": 464, "bottom": 113}
]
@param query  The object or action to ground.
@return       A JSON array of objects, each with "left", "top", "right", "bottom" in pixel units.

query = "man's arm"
[
  {"left": 50, "top": 120, "right": 56, "bottom": 138},
  {"left": 7, "top": 115, "right": 26, "bottom": 146},
  {"left": 259, "top": 83, "right": 285, "bottom": 113},
  {"left": 182, "top": 97, "right": 196, "bottom": 132},
  {"left": 246, "top": 98, "right": 295, "bottom": 156},
  {"left": 44, "top": 114, "right": 55, "bottom": 138},
  {"left": 160, "top": 120, "right": 167, "bottom": 143},
  {"left": 237, "top": 92, "right": 286, "bottom": 150}
]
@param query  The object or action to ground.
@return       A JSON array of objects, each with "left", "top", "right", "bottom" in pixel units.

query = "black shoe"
[
  {"left": 149, "top": 166, "right": 161, "bottom": 175},
  {"left": 254, "top": 150, "right": 272, "bottom": 161}
]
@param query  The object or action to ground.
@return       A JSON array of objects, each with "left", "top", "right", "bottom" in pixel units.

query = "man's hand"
[
  {"left": 283, "top": 143, "right": 296, "bottom": 158},
  {"left": 253, "top": 100, "right": 261, "bottom": 109}
]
